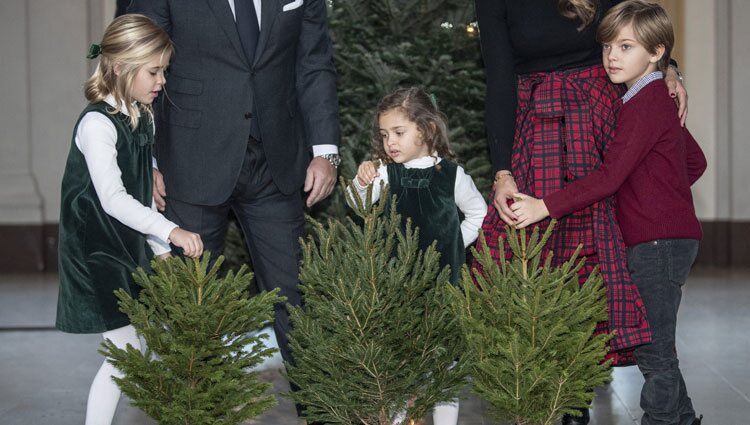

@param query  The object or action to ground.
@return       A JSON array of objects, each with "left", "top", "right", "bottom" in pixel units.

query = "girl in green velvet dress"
[
  {"left": 56, "top": 15, "right": 203, "bottom": 425},
  {"left": 350, "top": 86, "right": 487, "bottom": 425}
]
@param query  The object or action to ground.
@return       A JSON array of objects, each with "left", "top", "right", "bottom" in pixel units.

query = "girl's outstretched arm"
[
  {"left": 146, "top": 198, "right": 172, "bottom": 255},
  {"left": 76, "top": 111, "right": 178, "bottom": 251}
]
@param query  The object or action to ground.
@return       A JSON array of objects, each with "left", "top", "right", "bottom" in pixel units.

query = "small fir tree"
[
  {"left": 448, "top": 224, "right": 612, "bottom": 425},
  {"left": 100, "top": 255, "right": 284, "bottom": 425},
  {"left": 285, "top": 182, "right": 467, "bottom": 424}
]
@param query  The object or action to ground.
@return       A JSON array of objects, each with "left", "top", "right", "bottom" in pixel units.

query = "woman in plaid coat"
[{"left": 474, "top": 1, "right": 688, "bottom": 423}]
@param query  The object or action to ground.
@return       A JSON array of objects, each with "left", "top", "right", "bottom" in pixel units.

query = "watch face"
[{"left": 326, "top": 154, "right": 341, "bottom": 166}]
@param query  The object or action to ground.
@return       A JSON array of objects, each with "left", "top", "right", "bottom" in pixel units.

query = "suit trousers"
[
  {"left": 165, "top": 137, "right": 304, "bottom": 364},
  {"left": 628, "top": 239, "right": 699, "bottom": 425}
]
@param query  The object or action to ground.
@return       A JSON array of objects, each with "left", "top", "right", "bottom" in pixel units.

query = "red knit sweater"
[{"left": 545, "top": 79, "right": 707, "bottom": 247}]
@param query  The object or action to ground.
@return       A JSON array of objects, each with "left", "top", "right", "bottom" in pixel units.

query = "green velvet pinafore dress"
[
  {"left": 386, "top": 159, "right": 463, "bottom": 284},
  {"left": 56, "top": 102, "right": 155, "bottom": 333}
]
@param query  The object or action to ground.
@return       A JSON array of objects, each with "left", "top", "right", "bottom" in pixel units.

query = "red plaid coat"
[{"left": 477, "top": 64, "right": 651, "bottom": 366}]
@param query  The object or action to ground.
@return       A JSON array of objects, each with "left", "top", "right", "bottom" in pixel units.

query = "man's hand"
[
  {"left": 304, "top": 156, "right": 337, "bottom": 207},
  {"left": 153, "top": 168, "right": 166, "bottom": 211},
  {"left": 665, "top": 66, "right": 689, "bottom": 126}
]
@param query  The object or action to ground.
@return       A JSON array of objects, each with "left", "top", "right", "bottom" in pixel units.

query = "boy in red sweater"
[{"left": 509, "top": 2, "right": 706, "bottom": 425}]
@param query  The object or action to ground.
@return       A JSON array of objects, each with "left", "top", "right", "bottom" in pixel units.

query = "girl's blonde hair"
[
  {"left": 84, "top": 14, "right": 173, "bottom": 128},
  {"left": 596, "top": 0, "right": 673, "bottom": 73},
  {"left": 372, "top": 86, "right": 456, "bottom": 164},
  {"left": 558, "top": 0, "right": 598, "bottom": 31}
]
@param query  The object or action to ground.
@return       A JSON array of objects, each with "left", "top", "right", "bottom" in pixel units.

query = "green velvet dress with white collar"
[
  {"left": 385, "top": 159, "right": 463, "bottom": 284},
  {"left": 56, "top": 102, "right": 155, "bottom": 333}
]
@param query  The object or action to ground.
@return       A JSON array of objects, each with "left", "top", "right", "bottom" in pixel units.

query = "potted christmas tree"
[
  {"left": 100, "top": 255, "right": 283, "bottom": 425},
  {"left": 448, "top": 224, "right": 612, "bottom": 425},
  {"left": 285, "top": 183, "right": 467, "bottom": 424}
]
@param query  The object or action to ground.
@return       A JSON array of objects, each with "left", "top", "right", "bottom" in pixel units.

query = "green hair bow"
[{"left": 86, "top": 43, "right": 101, "bottom": 59}]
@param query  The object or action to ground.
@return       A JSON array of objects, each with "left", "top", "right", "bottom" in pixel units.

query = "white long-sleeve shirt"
[
  {"left": 75, "top": 95, "right": 176, "bottom": 255},
  {"left": 349, "top": 156, "right": 487, "bottom": 248}
]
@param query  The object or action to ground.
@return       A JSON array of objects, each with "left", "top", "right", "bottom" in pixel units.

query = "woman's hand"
[
  {"left": 665, "top": 66, "right": 688, "bottom": 126},
  {"left": 493, "top": 172, "right": 519, "bottom": 225}
]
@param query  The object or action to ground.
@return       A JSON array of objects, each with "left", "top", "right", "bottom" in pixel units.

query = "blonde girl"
[{"left": 56, "top": 14, "right": 202, "bottom": 425}]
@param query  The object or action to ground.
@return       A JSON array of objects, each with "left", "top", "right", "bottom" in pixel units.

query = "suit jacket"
[{"left": 128, "top": 0, "right": 340, "bottom": 204}]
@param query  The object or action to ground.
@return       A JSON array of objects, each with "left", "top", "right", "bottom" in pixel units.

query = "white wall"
[
  {"left": 684, "top": 0, "right": 717, "bottom": 220},
  {"left": 730, "top": 0, "right": 750, "bottom": 220},
  {"left": 0, "top": 1, "right": 42, "bottom": 224},
  {"left": 0, "top": 0, "right": 115, "bottom": 225},
  {"left": 29, "top": 0, "right": 90, "bottom": 223},
  {"left": 684, "top": 0, "right": 750, "bottom": 221}
]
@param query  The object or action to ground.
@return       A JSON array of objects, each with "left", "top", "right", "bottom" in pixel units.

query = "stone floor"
[{"left": 1, "top": 268, "right": 749, "bottom": 424}]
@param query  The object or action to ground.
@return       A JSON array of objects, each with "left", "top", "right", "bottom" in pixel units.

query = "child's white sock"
[
  {"left": 85, "top": 325, "right": 140, "bottom": 425},
  {"left": 432, "top": 399, "right": 459, "bottom": 425},
  {"left": 391, "top": 398, "right": 459, "bottom": 425},
  {"left": 392, "top": 407, "right": 407, "bottom": 425}
]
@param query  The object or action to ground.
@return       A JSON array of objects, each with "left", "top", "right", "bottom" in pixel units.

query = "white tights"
[
  {"left": 392, "top": 399, "right": 459, "bottom": 425},
  {"left": 85, "top": 325, "right": 141, "bottom": 425},
  {"left": 432, "top": 400, "right": 460, "bottom": 425}
]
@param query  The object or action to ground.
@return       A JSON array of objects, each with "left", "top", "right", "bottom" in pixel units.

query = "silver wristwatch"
[{"left": 321, "top": 153, "right": 341, "bottom": 169}]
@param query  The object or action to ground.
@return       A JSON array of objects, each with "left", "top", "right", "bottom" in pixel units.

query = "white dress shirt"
[
  {"left": 75, "top": 95, "right": 177, "bottom": 255},
  {"left": 349, "top": 156, "right": 488, "bottom": 248}
]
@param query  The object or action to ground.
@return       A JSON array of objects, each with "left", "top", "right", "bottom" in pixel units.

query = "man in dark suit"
[{"left": 127, "top": 0, "right": 340, "bottom": 370}]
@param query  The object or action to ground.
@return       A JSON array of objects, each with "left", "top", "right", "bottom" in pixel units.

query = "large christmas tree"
[
  {"left": 100, "top": 255, "right": 283, "bottom": 425},
  {"left": 285, "top": 183, "right": 468, "bottom": 424},
  {"left": 449, "top": 224, "right": 612, "bottom": 425},
  {"left": 316, "top": 0, "right": 490, "bottom": 219}
]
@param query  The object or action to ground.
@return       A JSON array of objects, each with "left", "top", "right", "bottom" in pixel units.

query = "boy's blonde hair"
[
  {"left": 596, "top": 0, "right": 674, "bottom": 73},
  {"left": 372, "top": 87, "right": 456, "bottom": 164},
  {"left": 84, "top": 14, "right": 173, "bottom": 128}
]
